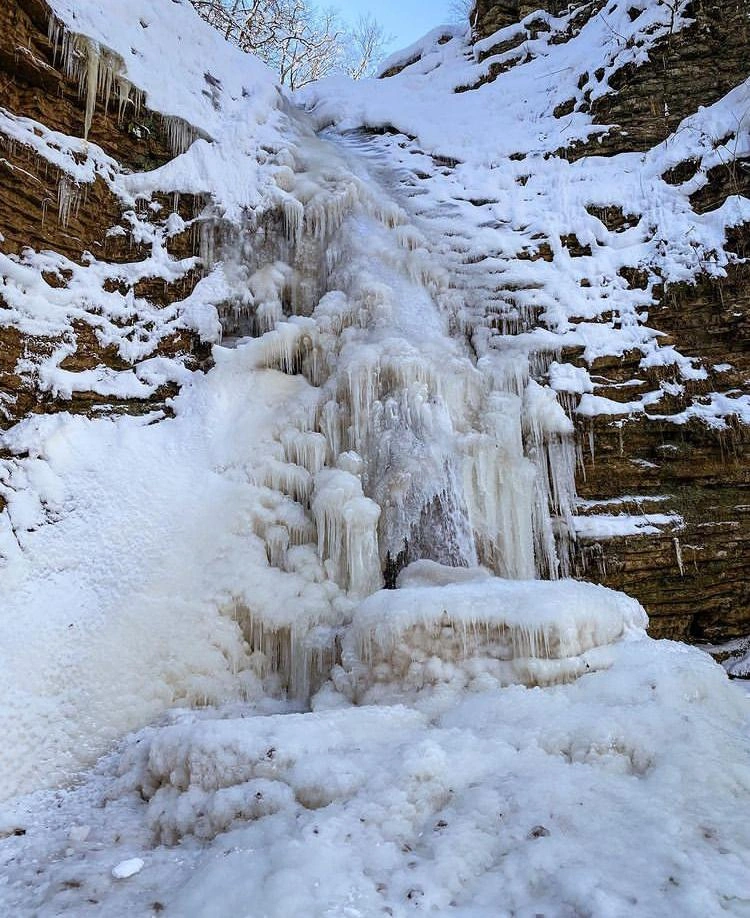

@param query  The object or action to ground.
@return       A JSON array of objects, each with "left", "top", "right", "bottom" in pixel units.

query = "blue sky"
[{"left": 336, "top": 0, "right": 457, "bottom": 54}]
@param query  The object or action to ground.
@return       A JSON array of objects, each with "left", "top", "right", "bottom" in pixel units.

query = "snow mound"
[
  {"left": 0, "top": 355, "right": 347, "bottom": 799},
  {"left": 331, "top": 567, "right": 647, "bottom": 705},
  {"left": 119, "top": 705, "right": 425, "bottom": 844},
  {"left": 2, "top": 638, "right": 748, "bottom": 917}
]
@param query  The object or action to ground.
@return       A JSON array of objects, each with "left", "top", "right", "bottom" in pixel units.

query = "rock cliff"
[
  {"left": 470, "top": 0, "right": 750, "bottom": 640},
  {"left": 0, "top": 0, "right": 209, "bottom": 435},
  {"left": 1, "top": 0, "right": 748, "bottom": 642}
]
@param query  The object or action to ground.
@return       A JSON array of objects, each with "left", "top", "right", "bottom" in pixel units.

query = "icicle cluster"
[
  {"left": 49, "top": 19, "right": 142, "bottom": 140},
  {"left": 175, "top": 114, "right": 584, "bottom": 696},
  {"left": 48, "top": 14, "right": 199, "bottom": 156}
]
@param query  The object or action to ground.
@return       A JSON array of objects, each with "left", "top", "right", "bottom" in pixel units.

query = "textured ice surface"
[
  {"left": 1, "top": 638, "right": 749, "bottom": 917},
  {"left": 335, "top": 567, "right": 648, "bottom": 705}
]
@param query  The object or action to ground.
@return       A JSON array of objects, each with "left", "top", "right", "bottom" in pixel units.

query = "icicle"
[
  {"left": 82, "top": 38, "right": 100, "bottom": 139},
  {"left": 259, "top": 459, "right": 313, "bottom": 506},
  {"left": 255, "top": 320, "right": 316, "bottom": 375},
  {"left": 460, "top": 393, "right": 538, "bottom": 579},
  {"left": 673, "top": 537, "right": 685, "bottom": 577},
  {"left": 235, "top": 609, "right": 335, "bottom": 700},
  {"left": 57, "top": 175, "right": 80, "bottom": 227},
  {"left": 280, "top": 196, "right": 304, "bottom": 245},
  {"left": 311, "top": 469, "right": 382, "bottom": 597},
  {"left": 303, "top": 181, "right": 360, "bottom": 241},
  {"left": 281, "top": 429, "right": 328, "bottom": 476},
  {"left": 318, "top": 399, "right": 345, "bottom": 464},
  {"left": 161, "top": 116, "right": 199, "bottom": 156},
  {"left": 265, "top": 525, "right": 290, "bottom": 569}
]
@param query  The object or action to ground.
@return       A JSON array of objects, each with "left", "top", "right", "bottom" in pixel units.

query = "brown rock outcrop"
[
  {"left": 575, "top": 0, "right": 750, "bottom": 157},
  {"left": 471, "top": 1, "right": 749, "bottom": 639},
  {"left": 1, "top": 0, "right": 206, "bottom": 428},
  {"left": 473, "top": 0, "right": 574, "bottom": 37}
]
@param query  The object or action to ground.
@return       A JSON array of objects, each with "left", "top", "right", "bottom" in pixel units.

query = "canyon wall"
[
  {"left": 1, "top": 0, "right": 748, "bottom": 641},
  {"left": 0, "top": 0, "right": 209, "bottom": 441},
  {"left": 469, "top": 0, "right": 749, "bottom": 640}
]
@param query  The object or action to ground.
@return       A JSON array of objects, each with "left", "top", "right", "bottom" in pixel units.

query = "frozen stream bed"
[{"left": 1, "top": 578, "right": 749, "bottom": 916}]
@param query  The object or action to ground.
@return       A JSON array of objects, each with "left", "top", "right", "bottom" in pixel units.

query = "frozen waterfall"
[{"left": 205, "top": 112, "right": 588, "bottom": 698}]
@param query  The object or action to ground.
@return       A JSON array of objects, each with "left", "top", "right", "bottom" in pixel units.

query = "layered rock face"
[
  {"left": 473, "top": 0, "right": 571, "bottom": 34},
  {"left": 1, "top": 0, "right": 748, "bottom": 643},
  {"left": 0, "top": 0, "right": 208, "bottom": 435},
  {"left": 474, "top": 0, "right": 750, "bottom": 156},
  {"left": 472, "top": 0, "right": 749, "bottom": 640}
]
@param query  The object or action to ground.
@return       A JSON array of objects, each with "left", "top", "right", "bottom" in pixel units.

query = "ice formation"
[
  {"left": 335, "top": 563, "right": 647, "bottom": 705},
  {"left": 2, "top": 0, "right": 750, "bottom": 914}
]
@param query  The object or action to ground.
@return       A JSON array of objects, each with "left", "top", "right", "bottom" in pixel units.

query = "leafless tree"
[
  {"left": 343, "top": 13, "right": 391, "bottom": 80},
  {"left": 189, "top": 0, "right": 390, "bottom": 89}
]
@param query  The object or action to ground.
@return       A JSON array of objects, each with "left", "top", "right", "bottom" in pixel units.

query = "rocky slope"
[
  {"left": 0, "top": 0, "right": 214, "bottom": 435},
  {"left": 1, "top": 0, "right": 748, "bottom": 647},
  {"left": 471, "top": 0, "right": 750, "bottom": 640}
]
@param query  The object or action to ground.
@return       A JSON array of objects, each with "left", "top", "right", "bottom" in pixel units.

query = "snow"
[
  {"left": 701, "top": 637, "right": 750, "bottom": 680},
  {"left": 0, "top": 357, "right": 350, "bottom": 797},
  {"left": 1, "top": 0, "right": 750, "bottom": 914},
  {"left": 339, "top": 566, "right": 648, "bottom": 703},
  {"left": 572, "top": 512, "right": 682, "bottom": 539},
  {"left": 111, "top": 857, "right": 144, "bottom": 880},
  {"left": 1, "top": 636, "right": 749, "bottom": 917},
  {"left": 299, "top": 6, "right": 750, "bottom": 429},
  {"left": 47, "top": 0, "right": 278, "bottom": 142},
  {"left": 304, "top": 4, "right": 695, "bottom": 161}
]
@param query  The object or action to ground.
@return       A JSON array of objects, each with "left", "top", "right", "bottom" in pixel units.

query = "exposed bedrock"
[{"left": 0, "top": 0, "right": 209, "bottom": 427}]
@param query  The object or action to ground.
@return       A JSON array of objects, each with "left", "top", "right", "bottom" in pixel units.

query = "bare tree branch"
[{"left": 189, "top": 0, "right": 388, "bottom": 89}]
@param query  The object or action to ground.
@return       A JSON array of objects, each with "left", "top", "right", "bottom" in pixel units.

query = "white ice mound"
[
  {"left": 340, "top": 563, "right": 647, "bottom": 699},
  {"left": 118, "top": 705, "right": 425, "bottom": 844}
]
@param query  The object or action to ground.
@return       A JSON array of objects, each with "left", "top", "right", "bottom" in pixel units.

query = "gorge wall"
[
  {"left": 1, "top": 0, "right": 749, "bottom": 644},
  {"left": 0, "top": 0, "right": 209, "bottom": 437},
  {"left": 469, "top": 0, "right": 750, "bottom": 641}
]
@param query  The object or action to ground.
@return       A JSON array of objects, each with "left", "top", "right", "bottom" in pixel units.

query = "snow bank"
[
  {"left": 0, "top": 349, "right": 351, "bottom": 798},
  {"left": 47, "top": 0, "right": 279, "bottom": 140},
  {"left": 301, "top": 2, "right": 694, "bottom": 162},
  {"left": 2, "top": 636, "right": 749, "bottom": 917}
]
